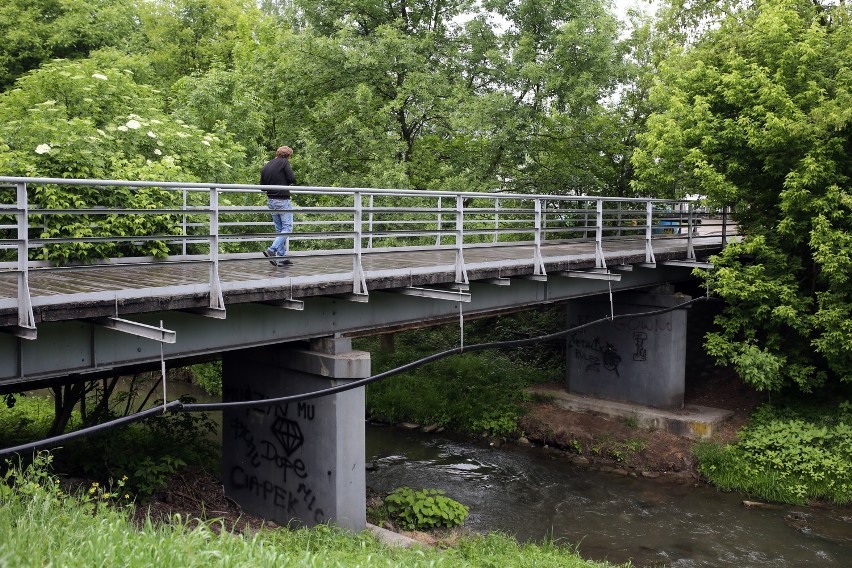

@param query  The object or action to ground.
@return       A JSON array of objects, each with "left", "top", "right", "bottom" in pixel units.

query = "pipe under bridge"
[{"left": 0, "top": 176, "right": 733, "bottom": 529}]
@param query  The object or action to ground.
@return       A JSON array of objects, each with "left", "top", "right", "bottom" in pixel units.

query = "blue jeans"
[{"left": 267, "top": 198, "right": 292, "bottom": 256}]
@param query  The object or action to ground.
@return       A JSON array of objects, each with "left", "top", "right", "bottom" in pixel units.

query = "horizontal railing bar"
[{"left": 0, "top": 176, "right": 694, "bottom": 204}]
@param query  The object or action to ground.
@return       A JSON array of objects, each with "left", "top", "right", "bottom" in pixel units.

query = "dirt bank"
[{"left": 518, "top": 369, "right": 763, "bottom": 480}]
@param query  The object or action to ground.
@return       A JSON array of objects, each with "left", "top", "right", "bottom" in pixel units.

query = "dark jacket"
[{"left": 260, "top": 157, "right": 295, "bottom": 199}]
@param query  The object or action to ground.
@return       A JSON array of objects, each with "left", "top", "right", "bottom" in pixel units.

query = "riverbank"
[
  {"left": 516, "top": 370, "right": 765, "bottom": 481},
  {"left": 129, "top": 367, "right": 764, "bottom": 540}
]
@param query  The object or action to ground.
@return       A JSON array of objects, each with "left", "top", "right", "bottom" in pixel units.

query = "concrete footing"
[
  {"left": 530, "top": 385, "right": 733, "bottom": 439},
  {"left": 566, "top": 287, "right": 691, "bottom": 409},
  {"left": 221, "top": 336, "right": 368, "bottom": 530}
]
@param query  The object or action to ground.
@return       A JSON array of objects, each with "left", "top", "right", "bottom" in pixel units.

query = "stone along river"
[{"left": 365, "top": 423, "right": 852, "bottom": 567}]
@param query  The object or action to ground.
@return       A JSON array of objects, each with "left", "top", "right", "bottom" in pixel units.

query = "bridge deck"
[{"left": 0, "top": 235, "right": 721, "bottom": 327}]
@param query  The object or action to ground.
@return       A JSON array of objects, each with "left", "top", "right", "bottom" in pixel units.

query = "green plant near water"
[
  {"left": 360, "top": 322, "right": 554, "bottom": 437},
  {"left": 384, "top": 487, "right": 470, "bottom": 530},
  {"left": 188, "top": 361, "right": 223, "bottom": 397},
  {"left": 695, "top": 400, "right": 852, "bottom": 505},
  {"left": 64, "top": 399, "right": 217, "bottom": 499},
  {"left": 0, "top": 458, "right": 614, "bottom": 568}
]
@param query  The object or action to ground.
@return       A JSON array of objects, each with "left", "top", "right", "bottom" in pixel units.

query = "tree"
[
  {"left": 633, "top": 0, "right": 852, "bottom": 391},
  {"left": 0, "top": 0, "right": 138, "bottom": 89},
  {"left": 0, "top": 56, "right": 247, "bottom": 262},
  {"left": 131, "top": 0, "right": 263, "bottom": 88}
]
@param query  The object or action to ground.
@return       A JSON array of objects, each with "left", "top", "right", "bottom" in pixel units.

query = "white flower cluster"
[{"left": 35, "top": 144, "right": 51, "bottom": 154}]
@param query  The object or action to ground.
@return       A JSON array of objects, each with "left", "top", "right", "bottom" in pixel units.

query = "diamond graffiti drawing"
[{"left": 272, "top": 417, "right": 303, "bottom": 457}]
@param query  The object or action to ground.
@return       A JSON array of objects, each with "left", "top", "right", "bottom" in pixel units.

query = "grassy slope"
[{"left": 0, "top": 481, "right": 621, "bottom": 568}]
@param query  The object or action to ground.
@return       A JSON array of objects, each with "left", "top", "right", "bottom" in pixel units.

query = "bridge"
[{"left": 0, "top": 176, "right": 733, "bottom": 529}]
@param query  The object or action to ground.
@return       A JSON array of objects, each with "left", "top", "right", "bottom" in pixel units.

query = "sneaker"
[
  {"left": 262, "top": 249, "right": 277, "bottom": 266},
  {"left": 276, "top": 258, "right": 293, "bottom": 266}
]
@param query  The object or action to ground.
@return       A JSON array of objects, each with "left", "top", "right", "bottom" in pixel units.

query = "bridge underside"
[{"left": 0, "top": 260, "right": 709, "bottom": 390}]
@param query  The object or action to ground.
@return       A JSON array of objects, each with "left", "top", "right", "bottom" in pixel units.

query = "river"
[
  {"left": 365, "top": 423, "right": 852, "bottom": 567},
  {"left": 35, "top": 378, "right": 851, "bottom": 566}
]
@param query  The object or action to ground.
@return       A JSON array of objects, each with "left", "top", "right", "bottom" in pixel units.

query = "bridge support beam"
[
  {"left": 565, "top": 286, "right": 690, "bottom": 409},
  {"left": 221, "top": 336, "right": 368, "bottom": 531}
]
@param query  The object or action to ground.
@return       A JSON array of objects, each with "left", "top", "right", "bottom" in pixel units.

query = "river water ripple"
[{"left": 366, "top": 424, "right": 852, "bottom": 567}]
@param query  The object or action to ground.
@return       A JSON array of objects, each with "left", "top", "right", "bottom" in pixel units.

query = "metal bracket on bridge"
[
  {"left": 660, "top": 260, "right": 714, "bottom": 270},
  {"left": 482, "top": 277, "right": 511, "bottom": 286},
  {"left": 516, "top": 274, "right": 548, "bottom": 282},
  {"left": 181, "top": 306, "right": 227, "bottom": 319},
  {"left": 0, "top": 324, "right": 37, "bottom": 340},
  {"left": 612, "top": 264, "right": 633, "bottom": 271},
  {"left": 552, "top": 270, "right": 622, "bottom": 282},
  {"left": 330, "top": 293, "right": 370, "bottom": 303},
  {"left": 635, "top": 262, "right": 657, "bottom": 268},
  {"left": 262, "top": 299, "right": 305, "bottom": 311},
  {"left": 89, "top": 317, "right": 176, "bottom": 343},
  {"left": 386, "top": 287, "right": 472, "bottom": 302}
]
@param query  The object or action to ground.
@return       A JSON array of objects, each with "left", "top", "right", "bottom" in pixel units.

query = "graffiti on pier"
[
  {"left": 570, "top": 334, "right": 621, "bottom": 377},
  {"left": 227, "top": 393, "right": 325, "bottom": 523},
  {"left": 633, "top": 332, "right": 648, "bottom": 362},
  {"left": 613, "top": 317, "right": 671, "bottom": 332}
]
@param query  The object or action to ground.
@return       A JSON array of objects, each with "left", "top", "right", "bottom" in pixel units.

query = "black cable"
[
  {"left": 0, "top": 401, "right": 183, "bottom": 458},
  {"left": 0, "top": 295, "right": 713, "bottom": 459}
]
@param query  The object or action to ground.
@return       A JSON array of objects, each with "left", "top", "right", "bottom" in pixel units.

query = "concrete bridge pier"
[
  {"left": 221, "top": 336, "right": 369, "bottom": 530},
  {"left": 566, "top": 286, "right": 690, "bottom": 409}
]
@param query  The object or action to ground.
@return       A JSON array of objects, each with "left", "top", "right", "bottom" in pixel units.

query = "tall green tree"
[
  {"left": 0, "top": 0, "right": 139, "bottom": 89},
  {"left": 131, "top": 0, "right": 263, "bottom": 88},
  {"left": 633, "top": 0, "right": 852, "bottom": 391}
]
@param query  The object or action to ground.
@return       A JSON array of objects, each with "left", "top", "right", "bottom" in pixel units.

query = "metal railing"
[{"left": 0, "top": 176, "right": 733, "bottom": 334}]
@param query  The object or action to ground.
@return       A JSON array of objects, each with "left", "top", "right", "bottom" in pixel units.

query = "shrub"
[
  {"left": 384, "top": 487, "right": 469, "bottom": 530},
  {"left": 696, "top": 400, "right": 852, "bottom": 505}
]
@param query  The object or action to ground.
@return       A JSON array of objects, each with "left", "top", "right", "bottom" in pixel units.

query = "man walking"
[{"left": 260, "top": 146, "right": 295, "bottom": 266}]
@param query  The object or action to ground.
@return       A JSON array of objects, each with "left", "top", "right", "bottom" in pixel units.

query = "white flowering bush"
[{"left": 0, "top": 58, "right": 248, "bottom": 262}]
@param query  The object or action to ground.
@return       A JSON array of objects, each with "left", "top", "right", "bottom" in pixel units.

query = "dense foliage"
[
  {"left": 361, "top": 309, "right": 561, "bottom": 437},
  {"left": 634, "top": 0, "right": 852, "bottom": 393},
  {"left": 0, "top": 0, "right": 646, "bottom": 195},
  {"left": 695, "top": 399, "right": 852, "bottom": 505}
]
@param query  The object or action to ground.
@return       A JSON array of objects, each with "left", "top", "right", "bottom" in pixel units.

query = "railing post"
[
  {"left": 722, "top": 205, "right": 728, "bottom": 247},
  {"left": 208, "top": 187, "right": 225, "bottom": 313},
  {"left": 15, "top": 182, "right": 35, "bottom": 337},
  {"left": 436, "top": 196, "right": 443, "bottom": 247},
  {"left": 454, "top": 195, "right": 468, "bottom": 284},
  {"left": 595, "top": 199, "right": 606, "bottom": 269},
  {"left": 617, "top": 201, "right": 622, "bottom": 237},
  {"left": 686, "top": 201, "right": 696, "bottom": 260},
  {"left": 644, "top": 200, "right": 656, "bottom": 265},
  {"left": 493, "top": 198, "right": 500, "bottom": 244},
  {"left": 181, "top": 188, "right": 188, "bottom": 256},
  {"left": 353, "top": 192, "right": 368, "bottom": 295},
  {"left": 533, "top": 199, "right": 546, "bottom": 276},
  {"left": 367, "top": 194, "right": 374, "bottom": 249}
]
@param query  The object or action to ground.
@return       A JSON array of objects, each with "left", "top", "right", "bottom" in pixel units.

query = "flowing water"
[
  {"left": 30, "top": 379, "right": 852, "bottom": 566},
  {"left": 366, "top": 423, "right": 852, "bottom": 567}
]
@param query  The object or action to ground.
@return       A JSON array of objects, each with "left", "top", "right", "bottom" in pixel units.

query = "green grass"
[
  {"left": 0, "top": 459, "right": 622, "bottom": 568},
  {"left": 0, "top": 395, "right": 78, "bottom": 447}
]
